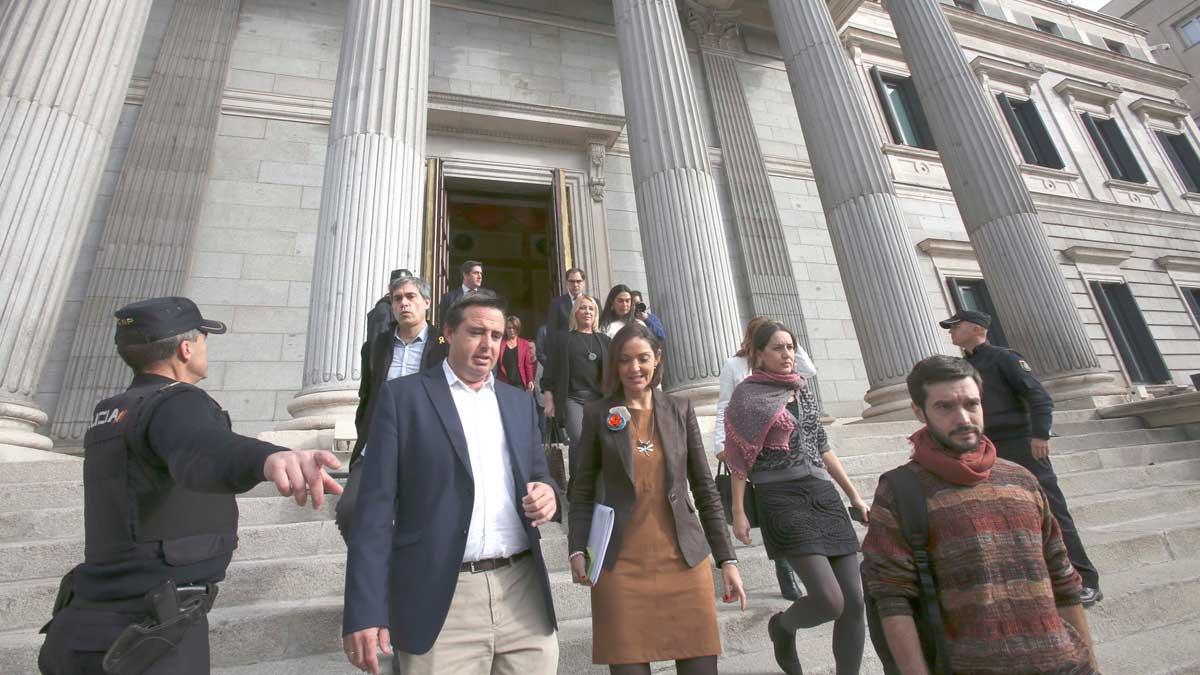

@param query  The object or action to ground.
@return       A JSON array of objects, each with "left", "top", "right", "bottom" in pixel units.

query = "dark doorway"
[{"left": 443, "top": 178, "right": 555, "bottom": 338}]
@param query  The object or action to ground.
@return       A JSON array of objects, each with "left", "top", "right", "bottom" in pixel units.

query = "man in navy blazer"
[{"left": 343, "top": 291, "right": 561, "bottom": 675}]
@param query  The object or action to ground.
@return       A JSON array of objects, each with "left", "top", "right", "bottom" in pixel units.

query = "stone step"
[
  {"left": 0, "top": 495, "right": 337, "bottom": 544},
  {"left": 824, "top": 408, "right": 1107, "bottom": 442},
  {"left": 1093, "top": 616, "right": 1200, "bottom": 675},
  {"left": 838, "top": 439, "right": 1200, "bottom": 480},
  {"left": 1069, "top": 484, "right": 1200, "bottom": 530},
  {"left": 831, "top": 426, "right": 1188, "bottom": 458}
]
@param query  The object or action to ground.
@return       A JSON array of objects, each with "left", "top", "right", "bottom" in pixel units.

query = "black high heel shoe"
[{"left": 767, "top": 612, "right": 804, "bottom": 675}]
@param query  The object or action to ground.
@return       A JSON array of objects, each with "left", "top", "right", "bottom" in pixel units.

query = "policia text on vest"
[{"left": 37, "top": 297, "right": 343, "bottom": 675}]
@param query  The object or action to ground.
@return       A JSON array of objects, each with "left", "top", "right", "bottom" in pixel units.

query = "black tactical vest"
[{"left": 82, "top": 380, "right": 238, "bottom": 569}]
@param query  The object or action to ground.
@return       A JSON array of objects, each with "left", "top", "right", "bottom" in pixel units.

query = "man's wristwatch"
[{"left": 718, "top": 559, "right": 738, "bottom": 568}]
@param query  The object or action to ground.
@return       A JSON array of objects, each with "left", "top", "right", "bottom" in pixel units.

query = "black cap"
[
  {"left": 939, "top": 310, "right": 992, "bottom": 329},
  {"left": 114, "top": 297, "right": 227, "bottom": 346}
]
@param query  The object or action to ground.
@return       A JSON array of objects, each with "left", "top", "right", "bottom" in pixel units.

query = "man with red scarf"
[{"left": 862, "top": 355, "right": 1097, "bottom": 674}]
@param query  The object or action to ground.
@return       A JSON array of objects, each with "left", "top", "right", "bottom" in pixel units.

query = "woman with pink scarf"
[{"left": 725, "top": 321, "right": 870, "bottom": 675}]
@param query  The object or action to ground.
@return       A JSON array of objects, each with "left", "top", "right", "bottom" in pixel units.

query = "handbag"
[
  {"left": 543, "top": 420, "right": 568, "bottom": 490},
  {"left": 715, "top": 461, "right": 758, "bottom": 528}
]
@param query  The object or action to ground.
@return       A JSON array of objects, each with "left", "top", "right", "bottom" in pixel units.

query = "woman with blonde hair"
[{"left": 541, "top": 295, "right": 610, "bottom": 463}]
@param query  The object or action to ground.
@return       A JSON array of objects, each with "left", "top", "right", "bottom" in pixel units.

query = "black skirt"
[{"left": 754, "top": 475, "right": 858, "bottom": 559}]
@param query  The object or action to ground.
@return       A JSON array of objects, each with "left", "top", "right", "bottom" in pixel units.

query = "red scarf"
[{"left": 909, "top": 427, "right": 996, "bottom": 486}]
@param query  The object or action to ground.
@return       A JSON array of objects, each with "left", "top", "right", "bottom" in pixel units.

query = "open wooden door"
[
  {"left": 549, "top": 169, "right": 575, "bottom": 296},
  {"left": 423, "top": 158, "right": 449, "bottom": 324}
]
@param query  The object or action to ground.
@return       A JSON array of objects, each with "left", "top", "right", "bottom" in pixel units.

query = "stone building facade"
[
  {"left": 1102, "top": 0, "right": 1200, "bottom": 123},
  {"left": 3, "top": 0, "right": 1200, "bottom": 454}
]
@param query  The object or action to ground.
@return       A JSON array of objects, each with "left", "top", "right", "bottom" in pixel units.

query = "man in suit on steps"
[{"left": 343, "top": 290, "right": 561, "bottom": 675}]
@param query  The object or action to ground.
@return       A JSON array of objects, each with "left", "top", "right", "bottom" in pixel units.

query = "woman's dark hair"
[
  {"left": 750, "top": 321, "right": 797, "bottom": 372},
  {"left": 599, "top": 284, "right": 634, "bottom": 327},
  {"left": 735, "top": 316, "right": 773, "bottom": 358},
  {"left": 443, "top": 290, "right": 506, "bottom": 332},
  {"left": 602, "top": 322, "right": 665, "bottom": 399},
  {"left": 906, "top": 355, "right": 982, "bottom": 410}
]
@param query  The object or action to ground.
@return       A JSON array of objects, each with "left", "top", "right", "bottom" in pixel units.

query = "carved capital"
[{"left": 682, "top": 0, "right": 741, "bottom": 51}]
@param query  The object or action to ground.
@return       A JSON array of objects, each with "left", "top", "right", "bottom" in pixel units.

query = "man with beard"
[{"left": 861, "top": 355, "right": 1097, "bottom": 675}]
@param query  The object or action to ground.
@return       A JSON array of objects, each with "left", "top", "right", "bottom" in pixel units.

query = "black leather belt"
[{"left": 460, "top": 550, "right": 530, "bottom": 574}]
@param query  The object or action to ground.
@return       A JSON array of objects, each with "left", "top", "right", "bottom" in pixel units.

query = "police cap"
[
  {"left": 114, "top": 297, "right": 228, "bottom": 346},
  {"left": 938, "top": 309, "right": 992, "bottom": 330}
]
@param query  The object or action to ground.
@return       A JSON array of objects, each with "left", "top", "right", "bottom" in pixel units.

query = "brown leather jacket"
[{"left": 567, "top": 389, "right": 735, "bottom": 571}]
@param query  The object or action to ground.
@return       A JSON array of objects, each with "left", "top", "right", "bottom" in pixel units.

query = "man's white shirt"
[{"left": 442, "top": 360, "right": 529, "bottom": 562}]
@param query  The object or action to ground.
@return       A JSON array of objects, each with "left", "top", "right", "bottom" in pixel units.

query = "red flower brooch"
[{"left": 606, "top": 406, "right": 630, "bottom": 431}]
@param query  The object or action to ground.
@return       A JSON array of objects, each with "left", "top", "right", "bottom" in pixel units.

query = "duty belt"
[{"left": 460, "top": 550, "right": 530, "bottom": 574}]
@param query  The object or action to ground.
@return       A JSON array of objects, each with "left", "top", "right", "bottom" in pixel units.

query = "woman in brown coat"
[{"left": 568, "top": 323, "right": 746, "bottom": 675}]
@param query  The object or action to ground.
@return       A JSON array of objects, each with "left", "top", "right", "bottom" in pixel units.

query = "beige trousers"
[{"left": 395, "top": 555, "right": 558, "bottom": 675}]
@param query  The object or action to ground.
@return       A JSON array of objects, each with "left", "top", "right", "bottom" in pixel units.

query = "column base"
[
  {"left": 275, "top": 388, "right": 359, "bottom": 432},
  {"left": 0, "top": 401, "right": 54, "bottom": 459},
  {"left": 1042, "top": 371, "right": 1128, "bottom": 406},
  {"left": 860, "top": 381, "right": 914, "bottom": 421},
  {"left": 666, "top": 381, "right": 720, "bottom": 416}
]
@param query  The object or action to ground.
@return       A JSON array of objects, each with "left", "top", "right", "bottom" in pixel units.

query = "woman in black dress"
[
  {"left": 724, "top": 321, "right": 870, "bottom": 675},
  {"left": 541, "top": 295, "right": 610, "bottom": 471}
]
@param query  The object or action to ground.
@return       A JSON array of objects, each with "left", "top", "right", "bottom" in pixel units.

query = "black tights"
[
  {"left": 777, "top": 553, "right": 865, "bottom": 675},
  {"left": 609, "top": 655, "right": 718, "bottom": 675}
]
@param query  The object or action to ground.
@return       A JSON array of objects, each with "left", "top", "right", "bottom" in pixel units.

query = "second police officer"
[
  {"left": 38, "top": 297, "right": 344, "bottom": 675},
  {"left": 941, "top": 309, "right": 1102, "bottom": 606}
]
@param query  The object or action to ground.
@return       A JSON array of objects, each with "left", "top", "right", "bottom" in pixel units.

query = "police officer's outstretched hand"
[{"left": 263, "top": 450, "right": 343, "bottom": 510}]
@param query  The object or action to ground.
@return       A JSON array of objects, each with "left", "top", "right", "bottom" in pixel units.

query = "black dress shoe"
[
  {"left": 1080, "top": 587, "right": 1103, "bottom": 607},
  {"left": 768, "top": 612, "right": 804, "bottom": 675},
  {"left": 776, "top": 560, "right": 801, "bottom": 601}
]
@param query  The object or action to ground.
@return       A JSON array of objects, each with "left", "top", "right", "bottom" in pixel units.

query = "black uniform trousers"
[
  {"left": 993, "top": 436, "right": 1101, "bottom": 590},
  {"left": 38, "top": 606, "right": 209, "bottom": 675}
]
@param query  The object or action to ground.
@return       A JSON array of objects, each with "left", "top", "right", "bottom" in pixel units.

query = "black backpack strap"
[{"left": 882, "top": 466, "right": 952, "bottom": 675}]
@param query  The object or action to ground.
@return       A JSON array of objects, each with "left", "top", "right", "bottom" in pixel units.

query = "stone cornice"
[
  {"left": 940, "top": 4, "right": 1190, "bottom": 91},
  {"left": 127, "top": 78, "right": 626, "bottom": 148},
  {"left": 1053, "top": 77, "right": 1123, "bottom": 111},
  {"left": 1020, "top": 163, "right": 1080, "bottom": 182},
  {"left": 1130, "top": 96, "right": 1191, "bottom": 123},
  {"left": 882, "top": 143, "right": 941, "bottom": 162},
  {"left": 970, "top": 55, "right": 1046, "bottom": 92},
  {"left": 1157, "top": 255, "right": 1200, "bottom": 274},
  {"left": 1016, "top": 0, "right": 1149, "bottom": 37},
  {"left": 1062, "top": 244, "right": 1135, "bottom": 266},
  {"left": 917, "top": 238, "right": 976, "bottom": 259},
  {"left": 841, "top": 26, "right": 904, "bottom": 61}
]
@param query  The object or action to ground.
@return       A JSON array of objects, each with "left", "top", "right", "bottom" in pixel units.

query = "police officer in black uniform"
[
  {"left": 941, "top": 309, "right": 1102, "bottom": 606},
  {"left": 38, "top": 297, "right": 343, "bottom": 674}
]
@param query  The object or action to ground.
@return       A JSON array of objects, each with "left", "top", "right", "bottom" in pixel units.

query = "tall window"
[
  {"left": 1177, "top": 13, "right": 1200, "bottom": 49},
  {"left": 1080, "top": 112, "right": 1147, "bottom": 183},
  {"left": 870, "top": 67, "right": 936, "bottom": 151},
  {"left": 996, "top": 93, "right": 1064, "bottom": 169},
  {"left": 946, "top": 278, "right": 1009, "bottom": 347},
  {"left": 1184, "top": 287, "right": 1200, "bottom": 323},
  {"left": 1033, "top": 18, "right": 1062, "bottom": 37},
  {"left": 952, "top": 0, "right": 980, "bottom": 12},
  {"left": 1090, "top": 281, "right": 1171, "bottom": 384},
  {"left": 1156, "top": 130, "right": 1200, "bottom": 193}
]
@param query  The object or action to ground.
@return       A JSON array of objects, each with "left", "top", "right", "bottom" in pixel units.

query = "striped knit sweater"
[{"left": 861, "top": 458, "right": 1092, "bottom": 674}]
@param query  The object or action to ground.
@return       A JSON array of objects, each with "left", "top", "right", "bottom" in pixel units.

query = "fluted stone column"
[
  {"left": 613, "top": 0, "right": 741, "bottom": 400},
  {"left": 51, "top": 0, "right": 241, "bottom": 443},
  {"left": 885, "top": 0, "right": 1119, "bottom": 400},
  {"left": 767, "top": 0, "right": 944, "bottom": 417},
  {"left": 0, "top": 0, "right": 154, "bottom": 456},
  {"left": 684, "top": 1, "right": 821, "bottom": 408},
  {"left": 281, "top": 0, "right": 430, "bottom": 430}
]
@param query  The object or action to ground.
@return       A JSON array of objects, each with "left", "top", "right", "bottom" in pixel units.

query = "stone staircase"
[{"left": 2, "top": 410, "right": 1199, "bottom": 674}]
